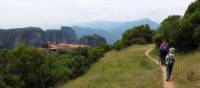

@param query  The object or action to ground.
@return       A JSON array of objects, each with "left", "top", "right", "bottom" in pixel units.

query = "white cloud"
[{"left": 0, "top": 0, "right": 195, "bottom": 29}]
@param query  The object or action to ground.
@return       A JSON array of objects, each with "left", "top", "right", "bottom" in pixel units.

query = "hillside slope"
[{"left": 59, "top": 44, "right": 162, "bottom": 88}]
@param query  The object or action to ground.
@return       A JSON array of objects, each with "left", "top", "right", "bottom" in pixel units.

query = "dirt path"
[{"left": 145, "top": 48, "right": 175, "bottom": 88}]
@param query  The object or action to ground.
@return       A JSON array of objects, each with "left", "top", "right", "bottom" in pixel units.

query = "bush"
[
  {"left": 193, "top": 26, "right": 200, "bottom": 47},
  {"left": 153, "top": 34, "right": 164, "bottom": 48},
  {"left": 0, "top": 44, "right": 106, "bottom": 88},
  {"left": 113, "top": 24, "right": 153, "bottom": 50},
  {"left": 0, "top": 75, "right": 7, "bottom": 88},
  {"left": 67, "top": 47, "right": 105, "bottom": 78},
  {"left": 99, "top": 45, "right": 113, "bottom": 52},
  {"left": 113, "top": 40, "right": 124, "bottom": 50},
  {"left": 1, "top": 45, "right": 71, "bottom": 88}
]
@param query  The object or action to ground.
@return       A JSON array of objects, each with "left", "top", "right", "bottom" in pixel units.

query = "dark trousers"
[
  {"left": 166, "top": 64, "right": 173, "bottom": 80},
  {"left": 160, "top": 50, "right": 167, "bottom": 65}
]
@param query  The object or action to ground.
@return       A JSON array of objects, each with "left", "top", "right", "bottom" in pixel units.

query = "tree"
[
  {"left": 114, "top": 24, "right": 153, "bottom": 50},
  {"left": 2, "top": 45, "right": 71, "bottom": 88},
  {"left": 154, "top": 0, "right": 200, "bottom": 51},
  {"left": 0, "top": 44, "right": 107, "bottom": 88},
  {"left": 154, "top": 15, "right": 181, "bottom": 46}
]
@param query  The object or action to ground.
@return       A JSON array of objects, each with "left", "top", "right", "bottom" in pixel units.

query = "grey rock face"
[
  {"left": 0, "top": 26, "right": 107, "bottom": 48},
  {"left": 45, "top": 26, "right": 77, "bottom": 43},
  {"left": 0, "top": 26, "right": 77, "bottom": 49},
  {"left": 0, "top": 27, "right": 45, "bottom": 48}
]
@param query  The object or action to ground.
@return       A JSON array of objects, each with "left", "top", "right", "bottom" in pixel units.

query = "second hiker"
[
  {"left": 165, "top": 47, "right": 175, "bottom": 81},
  {"left": 160, "top": 39, "right": 169, "bottom": 66}
]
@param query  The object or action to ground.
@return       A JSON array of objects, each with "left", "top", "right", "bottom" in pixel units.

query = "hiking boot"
[{"left": 166, "top": 79, "right": 169, "bottom": 81}]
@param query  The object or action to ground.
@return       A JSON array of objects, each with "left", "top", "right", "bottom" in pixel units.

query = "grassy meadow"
[
  {"left": 59, "top": 45, "right": 162, "bottom": 88},
  {"left": 150, "top": 48, "right": 200, "bottom": 88}
]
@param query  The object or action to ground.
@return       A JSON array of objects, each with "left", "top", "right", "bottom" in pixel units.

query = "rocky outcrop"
[
  {"left": 0, "top": 26, "right": 107, "bottom": 49},
  {"left": 0, "top": 26, "right": 77, "bottom": 49},
  {"left": 72, "top": 26, "right": 113, "bottom": 44},
  {"left": 45, "top": 26, "right": 77, "bottom": 43},
  {"left": 0, "top": 27, "right": 45, "bottom": 48}
]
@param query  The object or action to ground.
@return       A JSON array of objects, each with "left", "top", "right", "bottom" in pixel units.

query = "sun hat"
[{"left": 169, "top": 47, "right": 175, "bottom": 53}]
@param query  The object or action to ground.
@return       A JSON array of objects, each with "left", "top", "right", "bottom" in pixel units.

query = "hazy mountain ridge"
[
  {"left": 74, "top": 18, "right": 159, "bottom": 30},
  {"left": 73, "top": 18, "right": 160, "bottom": 44}
]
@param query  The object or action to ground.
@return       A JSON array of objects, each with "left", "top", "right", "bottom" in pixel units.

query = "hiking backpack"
[{"left": 166, "top": 54, "right": 175, "bottom": 65}]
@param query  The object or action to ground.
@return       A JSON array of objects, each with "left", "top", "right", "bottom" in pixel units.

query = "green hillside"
[
  {"left": 150, "top": 49, "right": 200, "bottom": 88},
  {"left": 59, "top": 44, "right": 162, "bottom": 88}
]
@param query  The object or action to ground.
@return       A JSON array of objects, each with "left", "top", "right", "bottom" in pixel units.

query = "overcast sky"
[{"left": 0, "top": 0, "right": 195, "bottom": 29}]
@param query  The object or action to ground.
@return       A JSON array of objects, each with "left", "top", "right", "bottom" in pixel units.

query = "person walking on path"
[
  {"left": 165, "top": 48, "right": 175, "bottom": 81},
  {"left": 160, "top": 39, "right": 169, "bottom": 66}
]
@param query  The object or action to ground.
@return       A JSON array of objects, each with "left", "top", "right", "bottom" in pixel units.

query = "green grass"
[
  {"left": 174, "top": 51, "right": 200, "bottom": 88},
  {"left": 150, "top": 47, "right": 200, "bottom": 88},
  {"left": 149, "top": 47, "right": 160, "bottom": 61},
  {"left": 59, "top": 44, "right": 162, "bottom": 88}
]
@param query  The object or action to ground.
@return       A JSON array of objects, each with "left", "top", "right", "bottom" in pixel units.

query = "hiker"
[
  {"left": 160, "top": 39, "right": 169, "bottom": 66},
  {"left": 165, "top": 47, "right": 175, "bottom": 81}
]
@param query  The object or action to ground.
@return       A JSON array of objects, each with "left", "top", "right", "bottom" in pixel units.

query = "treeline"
[
  {"left": 113, "top": 24, "right": 154, "bottom": 50},
  {"left": 0, "top": 45, "right": 109, "bottom": 88},
  {"left": 153, "top": 0, "right": 200, "bottom": 51}
]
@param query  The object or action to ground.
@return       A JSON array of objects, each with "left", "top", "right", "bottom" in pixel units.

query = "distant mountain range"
[
  {"left": 75, "top": 18, "right": 159, "bottom": 30},
  {"left": 72, "top": 18, "right": 160, "bottom": 44},
  {"left": 72, "top": 26, "right": 112, "bottom": 44},
  {"left": 0, "top": 18, "right": 160, "bottom": 48}
]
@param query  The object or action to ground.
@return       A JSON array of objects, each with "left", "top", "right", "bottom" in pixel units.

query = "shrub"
[
  {"left": 193, "top": 26, "right": 200, "bottom": 47},
  {"left": 99, "top": 45, "right": 113, "bottom": 52},
  {"left": 1, "top": 45, "right": 71, "bottom": 88},
  {"left": 0, "top": 44, "right": 106, "bottom": 88},
  {"left": 113, "top": 24, "right": 153, "bottom": 50},
  {"left": 153, "top": 34, "right": 164, "bottom": 48},
  {"left": 113, "top": 40, "right": 124, "bottom": 50},
  {"left": 67, "top": 47, "right": 104, "bottom": 78}
]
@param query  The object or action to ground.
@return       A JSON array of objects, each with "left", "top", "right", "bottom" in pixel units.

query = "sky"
[{"left": 0, "top": 0, "right": 195, "bottom": 29}]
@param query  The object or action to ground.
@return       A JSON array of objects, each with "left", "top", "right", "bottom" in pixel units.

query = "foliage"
[
  {"left": 67, "top": 47, "right": 105, "bottom": 78},
  {"left": 154, "top": 0, "right": 200, "bottom": 51},
  {"left": 113, "top": 40, "right": 124, "bottom": 50},
  {"left": 193, "top": 26, "right": 200, "bottom": 46},
  {"left": 114, "top": 24, "right": 153, "bottom": 50},
  {"left": 99, "top": 44, "right": 113, "bottom": 52},
  {"left": 0, "top": 44, "right": 106, "bottom": 88},
  {"left": 153, "top": 34, "right": 164, "bottom": 48}
]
